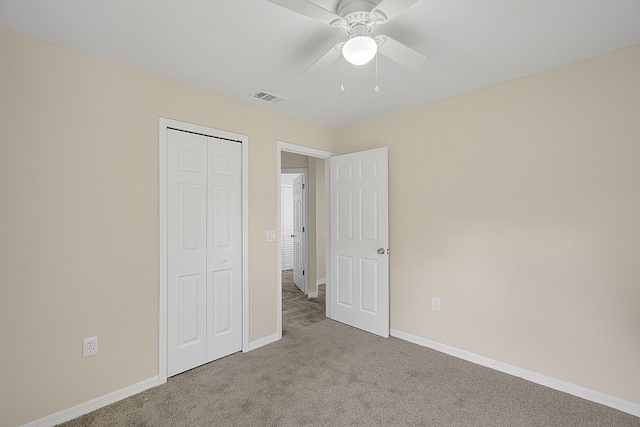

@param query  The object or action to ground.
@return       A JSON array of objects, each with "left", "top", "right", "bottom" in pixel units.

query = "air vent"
[{"left": 253, "top": 91, "right": 286, "bottom": 104}]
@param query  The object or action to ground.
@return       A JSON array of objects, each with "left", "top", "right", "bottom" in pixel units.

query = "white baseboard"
[
  {"left": 390, "top": 329, "right": 640, "bottom": 418},
  {"left": 27, "top": 329, "right": 637, "bottom": 426},
  {"left": 308, "top": 278, "right": 325, "bottom": 297},
  {"left": 26, "top": 331, "right": 279, "bottom": 426},
  {"left": 23, "top": 376, "right": 162, "bottom": 427},
  {"left": 248, "top": 332, "right": 279, "bottom": 351}
]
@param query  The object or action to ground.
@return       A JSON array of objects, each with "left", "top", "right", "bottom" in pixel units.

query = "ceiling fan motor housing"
[
  {"left": 338, "top": 0, "right": 380, "bottom": 25},
  {"left": 348, "top": 23, "right": 372, "bottom": 38}
]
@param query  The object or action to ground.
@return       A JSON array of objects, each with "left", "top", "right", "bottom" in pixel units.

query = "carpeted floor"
[{"left": 59, "top": 319, "right": 639, "bottom": 426}]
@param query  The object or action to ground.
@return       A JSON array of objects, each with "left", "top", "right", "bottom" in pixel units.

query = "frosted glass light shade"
[{"left": 342, "top": 36, "right": 377, "bottom": 65}]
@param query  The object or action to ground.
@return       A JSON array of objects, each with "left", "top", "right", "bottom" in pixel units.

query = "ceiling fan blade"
[
  {"left": 303, "top": 42, "right": 344, "bottom": 76},
  {"left": 375, "top": 35, "right": 425, "bottom": 69},
  {"left": 268, "top": 0, "right": 342, "bottom": 26},
  {"left": 371, "top": 0, "right": 421, "bottom": 23}
]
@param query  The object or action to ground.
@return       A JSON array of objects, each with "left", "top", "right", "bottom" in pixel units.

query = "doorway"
[
  {"left": 277, "top": 142, "right": 391, "bottom": 340},
  {"left": 277, "top": 142, "right": 333, "bottom": 339}
]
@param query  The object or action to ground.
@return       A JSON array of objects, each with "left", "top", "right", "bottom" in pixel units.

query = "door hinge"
[
  {"left": 302, "top": 183, "right": 305, "bottom": 189},
  {"left": 303, "top": 226, "right": 305, "bottom": 232},
  {"left": 303, "top": 270, "right": 305, "bottom": 276}
]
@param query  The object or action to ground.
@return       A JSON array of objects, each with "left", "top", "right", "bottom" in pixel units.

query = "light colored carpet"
[{"left": 60, "top": 320, "right": 639, "bottom": 426}]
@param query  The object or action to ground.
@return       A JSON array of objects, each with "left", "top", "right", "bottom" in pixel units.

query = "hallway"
[{"left": 281, "top": 269, "right": 326, "bottom": 336}]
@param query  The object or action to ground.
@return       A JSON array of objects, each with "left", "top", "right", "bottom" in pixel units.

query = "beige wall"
[
  {"left": 0, "top": 29, "right": 334, "bottom": 426},
  {"left": 281, "top": 152, "right": 309, "bottom": 168},
  {"left": 336, "top": 45, "right": 640, "bottom": 405}
]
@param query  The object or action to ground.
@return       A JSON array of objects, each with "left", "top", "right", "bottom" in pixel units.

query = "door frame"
[
  {"left": 159, "top": 118, "right": 249, "bottom": 383},
  {"left": 277, "top": 141, "right": 333, "bottom": 339},
  {"left": 281, "top": 168, "right": 308, "bottom": 293}
]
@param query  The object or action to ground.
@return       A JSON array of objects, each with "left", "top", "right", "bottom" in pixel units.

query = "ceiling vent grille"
[{"left": 253, "top": 91, "right": 286, "bottom": 104}]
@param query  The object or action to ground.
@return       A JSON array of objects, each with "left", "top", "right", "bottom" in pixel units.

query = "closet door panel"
[
  {"left": 206, "top": 138, "right": 243, "bottom": 361},
  {"left": 167, "top": 130, "right": 208, "bottom": 376}
]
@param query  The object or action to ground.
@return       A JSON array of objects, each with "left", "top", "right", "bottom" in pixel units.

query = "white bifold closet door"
[{"left": 167, "top": 129, "right": 242, "bottom": 377}]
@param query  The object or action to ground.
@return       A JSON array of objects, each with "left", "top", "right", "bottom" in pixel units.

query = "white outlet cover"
[
  {"left": 431, "top": 297, "right": 440, "bottom": 311},
  {"left": 83, "top": 336, "right": 98, "bottom": 357}
]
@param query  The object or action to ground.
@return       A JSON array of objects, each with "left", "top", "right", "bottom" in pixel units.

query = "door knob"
[
  {"left": 377, "top": 248, "right": 386, "bottom": 255},
  {"left": 290, "top": 234, "right": 295, "bottom": 238}
]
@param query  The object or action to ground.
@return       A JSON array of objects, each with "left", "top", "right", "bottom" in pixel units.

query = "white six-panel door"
[
  {"left": 330, "top": 147, "right": 389, "bottom": 337},
  {"left": 205, "top": 137, "right": 243, "bottom": 361},
  {"left": 292, "top": 174, "right": 305, "bottom": 293},
  {"left": 167, "top": 129, "right": 242, "bottom": 376}
]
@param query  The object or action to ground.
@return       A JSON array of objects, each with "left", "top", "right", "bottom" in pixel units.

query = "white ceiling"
[{"left": 1, "top": 0, "right": 640, "bottom": 128}]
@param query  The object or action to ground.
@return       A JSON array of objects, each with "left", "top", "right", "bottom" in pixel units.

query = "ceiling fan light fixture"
[{"left": 342, "top": 36, "right": 377, "bottom": 65}]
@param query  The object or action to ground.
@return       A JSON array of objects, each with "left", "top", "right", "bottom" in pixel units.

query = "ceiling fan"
[{"left": 268, "top": 0, "right": 426, "bottom": 75}]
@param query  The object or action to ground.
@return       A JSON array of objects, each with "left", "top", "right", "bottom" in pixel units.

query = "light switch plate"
[{"left": 266, "top": 231, "right": 276, "bottom": 242}]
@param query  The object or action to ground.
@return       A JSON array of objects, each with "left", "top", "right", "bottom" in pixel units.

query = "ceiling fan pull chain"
[
  {"left": 374, "top": 52, "right": 380, "bottom": 92},
  {"left": 341, "top": 56, "right": 346, "bottom": 91}
]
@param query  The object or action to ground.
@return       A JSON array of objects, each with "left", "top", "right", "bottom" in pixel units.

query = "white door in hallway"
[
  {"left": 329, "top": 147, "right": 389, "bottom": 337},
  {"left": 167, "top": 129, "right": 242, "bottom": 376},
  {"left": 280, "top": 184, "right": 294, "bottom": 270},
  {"left": 292, "top": 173, "right": 305, "bottom": 293}
]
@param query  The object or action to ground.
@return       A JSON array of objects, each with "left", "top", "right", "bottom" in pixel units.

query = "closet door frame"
[{"left": 158, "top": 117, "right": 249, "bottom": 383}]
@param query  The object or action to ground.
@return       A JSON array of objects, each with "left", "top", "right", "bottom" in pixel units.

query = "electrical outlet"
[
  {"left": 431, "top": 297, "right": 440, "bottom": 311},
  {"left": 83, "top": 336, "right": 98, "bottom": 357}
]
